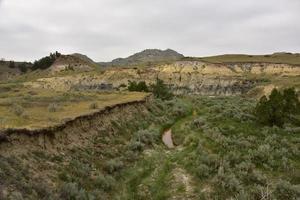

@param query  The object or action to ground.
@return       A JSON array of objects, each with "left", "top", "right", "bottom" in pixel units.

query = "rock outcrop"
[
  {"left": 25, "top": 61, "right": 300, "bottom": 95},
  {"left": 49, "top": 55, "right": 95, "bottom": 73}
]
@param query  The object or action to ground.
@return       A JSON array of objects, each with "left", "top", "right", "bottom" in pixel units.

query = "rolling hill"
[{"left": 99, "top": 49, "right": 184, "bottom": 67}]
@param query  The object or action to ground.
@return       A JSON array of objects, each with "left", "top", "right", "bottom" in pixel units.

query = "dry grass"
[
  {"left": 184, "top": 53, "right": 300, "bottom": 65},
  {"left": 0, "top": 84, "right": 148, "bottom": 130}
]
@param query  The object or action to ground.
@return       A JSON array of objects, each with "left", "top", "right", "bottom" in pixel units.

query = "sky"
[{"left": 0, "top": 0, "right": 300, "bottom": 62}]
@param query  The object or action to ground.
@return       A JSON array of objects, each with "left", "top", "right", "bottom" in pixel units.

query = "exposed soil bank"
[{"left": 0, "top": 95, "right": 151, "bottom": 155}]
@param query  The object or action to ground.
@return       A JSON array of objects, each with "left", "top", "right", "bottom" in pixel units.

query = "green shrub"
[
  {"left": 104, "top": 159, "right": 124, "bottom": 174},
  {"left": 214, "top": 172, "right": 242, "bottom": 193},
  {"left": 128, "top": 141, "right": 145, "bottom": 152},
  {"left": 58, "top": 171, "right": 69, "bottom": 182},
  {"left": 170, "top": 99, "right": 190, "bottom": 117},
  {"left": 128, "top": 81, "right": 149, "bottom": 92},
  {"left": 192, "top": 117, "right": 206, "bottom": 129},
  {"left": 196, "top": 164, "right": 210, "bottom": 178},
  {"left": 150, "top": 79, "right": 173, "bottom": 100},
  {"left": 274, "top": 180, "right": 300, "bottom": 200},
  {"left": 18, "top": 63, "right": 28, "bottom": 73},
  {"left": 71, "top": 160, "right": 91, "bottom": 178},
  {"left": 31, "top": 179, "right": 52, "bottom": 199},
  {"left": 59, "top": 182, "right": 86, "bottom": 200},
  {"left": 59, "top": 182, "right": 97, "bottom": 200},
  {"left": 255, "top": 88, "right": 300, "bottom": 127},
  {"left": 234, "top": 190, "right": 250, "bottom": 200},
  {"left": 247, "top": 170, "right": 267, "bottom": 185},
  {"left": 94, "top": 174, "right": 116, "bottom": 191},
  {"left": 133, "top": 128, "right": 160, "bottom": 146}
]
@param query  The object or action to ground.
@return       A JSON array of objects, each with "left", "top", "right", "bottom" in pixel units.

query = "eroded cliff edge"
[
  {"left": 26, "top": 61, "right": 300, "bottom": 96},
  {"left": 0, "top": 95, "right": 151, "bottom": 155}
]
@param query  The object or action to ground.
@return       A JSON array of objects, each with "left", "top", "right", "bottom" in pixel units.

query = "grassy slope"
[
  {"left": 184, "top": 53, "right": 300, "bottom": 65},
  {"left": 115, "top": 96, "right": 300, "bottom": 199}
]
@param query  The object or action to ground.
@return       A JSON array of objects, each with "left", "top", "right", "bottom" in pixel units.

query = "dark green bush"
[
  {"left": 255, "top": 88, "right": 300, "bottom": 127},
  {"left": 128, "top": 81, "right": 149, "bottom": 92},
  {"left": 18, "top": 63, "right": 28, "bottom": 73},
  {"left": 32, "top": 51, "right": 61, "bottom": 70},
  {"left": 150, "top": 79, "right": 173, "bottom": 100},
  {"left": 196, "top": 164, "right": 210, "bottom": 178}
]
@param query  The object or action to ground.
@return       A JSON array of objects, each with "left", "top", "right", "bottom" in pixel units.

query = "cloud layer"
[{"left": 0, "top": 0, "right": 299, "bottom": 61}]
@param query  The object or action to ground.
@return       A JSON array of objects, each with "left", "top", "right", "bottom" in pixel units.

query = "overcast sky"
[{"left": 0, "top": 0, "right": 299, "bottom": 62}]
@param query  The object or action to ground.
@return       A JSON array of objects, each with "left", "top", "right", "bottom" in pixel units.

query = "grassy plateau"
[
  {"left": 184, "top": 53, "right": 300, "bottom": 65},
  {"left": 0, "top": 82, "right": 147, "bottom": 130}
]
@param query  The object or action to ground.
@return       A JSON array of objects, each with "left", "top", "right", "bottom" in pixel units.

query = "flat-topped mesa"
[
  {"left": 188, "top": 52, "right": 300, "bottom": 65},
  {"left": 169, "top": 61, "right": 300, "bottom": 76}
]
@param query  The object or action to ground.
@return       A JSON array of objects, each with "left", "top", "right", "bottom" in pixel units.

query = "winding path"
[{"left": 162, "top": 129, "right": 175, "bottom": 148}]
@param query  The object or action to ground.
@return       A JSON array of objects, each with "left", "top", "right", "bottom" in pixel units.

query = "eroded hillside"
[{"left": 24, "top": 60, "right": 300, "bottom": 96}]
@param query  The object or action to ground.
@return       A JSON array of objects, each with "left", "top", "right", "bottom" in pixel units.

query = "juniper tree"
[{"left": 255, "top": 88, "right": 300, "bottom": 127}]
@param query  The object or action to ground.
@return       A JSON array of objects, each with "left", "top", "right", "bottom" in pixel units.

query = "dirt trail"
[{"left": 162, "top": 129, "right": 175, "bottom": 148}]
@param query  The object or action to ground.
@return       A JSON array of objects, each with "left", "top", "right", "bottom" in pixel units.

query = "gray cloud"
[{"left": 0, "top": 0, "right": 299, "bottom": 62}]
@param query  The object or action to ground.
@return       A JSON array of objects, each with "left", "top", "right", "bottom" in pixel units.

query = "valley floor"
[{"left": 115, "top": 97, "right": 300, "bottom": 200}]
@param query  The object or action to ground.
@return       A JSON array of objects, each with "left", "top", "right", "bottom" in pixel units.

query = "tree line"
[{"left": 3, "top": 51, "right": 62, "bottom": 73}]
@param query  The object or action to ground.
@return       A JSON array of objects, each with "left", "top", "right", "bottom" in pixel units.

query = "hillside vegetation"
[{"left": 0, "top": 96, "right": 299, "bottom": 199}]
